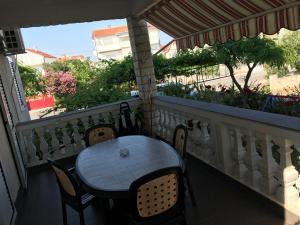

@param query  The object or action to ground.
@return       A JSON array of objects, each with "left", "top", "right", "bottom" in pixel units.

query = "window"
[{"left": 101, "top": 37, "right": 114, "bottom": 45}]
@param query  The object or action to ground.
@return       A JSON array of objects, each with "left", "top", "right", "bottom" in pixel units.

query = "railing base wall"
[{"left": 188, "top": 152, "right": 300, "bottom": 224}]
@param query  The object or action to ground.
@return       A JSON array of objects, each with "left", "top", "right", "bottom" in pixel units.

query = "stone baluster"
[
  {"left": 165, "top": 109, "right": 171, "bottom": 141},
  {"left": 98, "top": 113, "right": 105, "bottom": 123},
  {"left": 107, "top": 112, "right": 116, "bottom": 128},
  {"left": 260, "top": 134, "right": 279, "bottom": 195},
  {"left": 244, "top": 130, "right": 262, "bottom": 189},
  {"left": 199, "top": 120, "right": 212, "bottom": 162},
  {"left": 172, "top": 110, "right": 178, "bottom": 128},
  {"left": 161, "top": 108, "right": 167, "bottom": 138},
  {"left": 153, "top": 107, "right": 162, "bottom": 136},
  {"left": 21, "top": 129, "right": 37, "bottom": 165},
  {"left": 71, "top": 119, "right": 85, "bottom": 151},
  {"left": 47, "top": 124, "right": 61, "bottom": 156},
  {"left": 91, "top": 114, "right": 99, "bottom": 126},
  {"left": 172, "top": 110, "right": 180, "bottom": 127},
  {"left": 232, "top": 127, "right": 247, "bottom": 180},
  {"left": 206, "top": 121, "right": 217, "bottom": 167},
  {"left": 60, "top": 122, "right": 72, "bottom": 154},
  {"left": 215, "top": 123, "right": 233, "bottom": 174},
  {"left": 81, "top": 116, "right": 90, "bottom": 134},
  {"left": 34, "top": 127, "right": 49, "bottom": 161},
  {"left": 275, "top": 138, "right": 299, "bottom": 205},
  {"left": 113, "top": 112, "right": 119, "bottom": 130},
  {"left": 88, "top": 115, "right": 95, "bottom": 127},
  {"left": 199, "top": 120, "right": 210, "bottom": 144}
]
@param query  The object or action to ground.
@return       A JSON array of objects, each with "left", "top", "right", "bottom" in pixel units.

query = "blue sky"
[{"left": 21, "top": 19, "right": 172, "bottom": 60}]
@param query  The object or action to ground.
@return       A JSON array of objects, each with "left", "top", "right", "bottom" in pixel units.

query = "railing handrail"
[
  {"left": 16, "top": 98, "right": 141, "bottom": 131},
  {"left": 154, "top": 96, "right": 300, "bottom": 134}
]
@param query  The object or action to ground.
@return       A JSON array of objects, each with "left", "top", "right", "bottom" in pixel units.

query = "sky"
[{"left": 21, "top": 19, "right": 172, "bottom": 60}]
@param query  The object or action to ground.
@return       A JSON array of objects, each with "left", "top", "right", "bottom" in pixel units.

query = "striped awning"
[{"left": 140, "top": 0, "right": 300, "bottom": 50}]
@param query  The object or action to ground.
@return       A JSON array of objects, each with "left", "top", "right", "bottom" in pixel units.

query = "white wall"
[
  {"left": 94, "top": 26, "right": 160, "bottom": 60},
  {"left": 17, "top": 51, "right": 44, "bottom": 67},
  {"left": 17, "top": 51, "right": 56, "bottom": 71}
]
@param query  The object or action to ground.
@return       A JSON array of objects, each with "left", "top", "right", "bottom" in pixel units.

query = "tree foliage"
[
  {"left": 44, "top": 70, "right": 77, "bottom": 96},
  {"left": 43, "top": 59, "right": 131, "bottom": 111},
  {"left": 18, "top": 36, "right": 286, "bottom": 111},
  {"left": 43, "top": 59, "right": 98, "bottom": 87},
  {"left": 278, "top": 30, "right": 300, "bottom": 71},
  {"left": 210, "top": 37, "right": 285, "bottom": 93},
  {"left": 18, "top": 64, "right": 45, "bottom": 96}
]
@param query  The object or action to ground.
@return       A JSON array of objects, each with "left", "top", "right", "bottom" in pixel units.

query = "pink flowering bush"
[{"left": 44, "top": 70, "right": 77, "bottom": 96}]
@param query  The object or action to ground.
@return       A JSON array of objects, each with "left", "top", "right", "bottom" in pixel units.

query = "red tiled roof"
[
  {"left": 58, "top": 55, "right": 85, "bottom": 61},
  {"left": 92, "top": 24, "right": 156, "bottom": 39},
  {"left": 92, "top": 26, "right": 128, "bottom": 39},
  {"left": 26, "top": 49, "right": 56, "bottom": 58}
]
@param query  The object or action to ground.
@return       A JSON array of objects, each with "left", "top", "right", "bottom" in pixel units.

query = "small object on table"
[{"left": 120, "top": 148, "right": 130, "bottom": 157}]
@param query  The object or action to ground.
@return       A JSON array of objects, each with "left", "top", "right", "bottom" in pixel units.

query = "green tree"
[
  {"left": 43, "top": 59, "right": 131, "bottom": 111},
  {"left": 43, "top": 59, "right": 99, "bottom": 87},
  {"left": 100, "top": 56, "right": 135, "bottom": 88},
  {"left": 18, "top": 64, "right": 45, "bottom": 96},
  {"left": 278, "top": 30, "right": 300, "bottom": 71},
  {"left": 211, "top": 37, "right": 285, "bottom": 93}
]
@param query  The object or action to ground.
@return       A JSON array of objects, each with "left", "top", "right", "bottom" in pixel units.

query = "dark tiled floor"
[{"left": 15, "top": 156, "right": 284, "bottom": 225}]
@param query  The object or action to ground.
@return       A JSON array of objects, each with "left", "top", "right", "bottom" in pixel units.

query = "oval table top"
[{"left": 76, "top": 135, "right": 182, "bottom": 198}]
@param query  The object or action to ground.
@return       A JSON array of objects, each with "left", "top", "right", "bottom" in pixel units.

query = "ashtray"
[{"left": 120, "top": 148, "right": 130, "bottom": 157}]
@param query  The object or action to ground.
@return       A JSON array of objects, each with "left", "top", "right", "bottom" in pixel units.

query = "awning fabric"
[{"left": 141, "top": 0, "right": 300, "bottom": 50}]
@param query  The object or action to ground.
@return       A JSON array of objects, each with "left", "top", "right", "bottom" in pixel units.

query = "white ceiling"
[{"left": 0, "top": 0, "right": 155, "bottom": 28}]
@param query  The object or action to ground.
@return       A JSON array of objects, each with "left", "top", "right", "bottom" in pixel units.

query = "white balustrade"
[
  {"left": 153, "top": 96, "right": 300, "bottom": 217},
  {"left": 16, "top": 99, "right": 141, "bottom": 167}
]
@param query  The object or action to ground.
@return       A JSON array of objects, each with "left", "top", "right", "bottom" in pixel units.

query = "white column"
[{"left": 127, "top": 16, "right": 157, "bottom": 133}]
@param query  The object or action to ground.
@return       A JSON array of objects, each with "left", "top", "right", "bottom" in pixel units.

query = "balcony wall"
[
  {"left": 16, "top": 99, "right": 142, "bottom": 167},
  {"left": 152, "top": 96, "right": 300, "bottom": 219}
]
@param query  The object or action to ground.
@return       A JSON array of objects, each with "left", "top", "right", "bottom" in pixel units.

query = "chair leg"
[
  {"left": 61, "top": 201, "right": 68, "bottom": 225},
  {"left": 79, "top": 209, "right": 85, "bottom": 225},
  {"left": 185, "top": 174, "right": 197, "bottom": 207}
]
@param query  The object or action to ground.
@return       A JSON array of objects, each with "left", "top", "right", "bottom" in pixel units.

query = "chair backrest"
[
  {"left": 48, "top": 159, "right": 79, "bottom": 198},
  {"left": 84, "top": 124, "right": 117, "bottom": 147},
  {"left": 130, "top": 167, "right": 184, "bottom": 222},
  {"left": 172, "top": 125, "right": 188, "bottom": 159}
]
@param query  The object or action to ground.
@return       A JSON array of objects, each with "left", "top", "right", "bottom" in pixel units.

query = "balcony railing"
[
  {"left": 16, "top": 95, "right": 300, "bottom": 218},
  {"left": 152, "top": 96, "right": 300, "bottom": 218},
  {"left": 16, "top": 99, "right": 142, "bottom": 167}
]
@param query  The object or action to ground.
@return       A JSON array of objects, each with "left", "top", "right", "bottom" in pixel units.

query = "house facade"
[
  {"left": 17, "top": 48, "right": 56, "bottom": 71},
  {"left": 92, "top": 24, "right": 160, "bottom": 60}
]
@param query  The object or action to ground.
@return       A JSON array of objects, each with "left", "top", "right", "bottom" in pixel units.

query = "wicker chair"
[
  {"left": 129, "top": 167, "right": 186, "bottom": 225},
  {"left": 173, "top": 125, "right": 197, "bottom": 207},
  {"left": 48, "top": 159, "right": 95, "bottom": 225},
  {"left": 84, "top": 124, "right": 117, "bottom": 147}
]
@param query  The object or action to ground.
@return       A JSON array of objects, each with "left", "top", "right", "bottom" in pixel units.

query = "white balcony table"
[{"left": 75, "top": 135, "right": 183, "bottom": 198}]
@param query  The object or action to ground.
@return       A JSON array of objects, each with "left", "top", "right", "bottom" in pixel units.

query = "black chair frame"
[
  {"left": 172, "top": 124, "right": 188, "bottom": 160},
  {"left": 48, "top": 159, "right": 95, "bottom": 225},
  {"left": 173, "top": 124, "right": 197, "bottom": 207}
]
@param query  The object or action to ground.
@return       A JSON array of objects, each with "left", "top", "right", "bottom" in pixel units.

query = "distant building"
[
  {"left": 58, "top": 54, "right": 85, "bottom": 61},
  {"left": 159, "top": 40, "right": 177, "bottom": 58},
  {"left": 17, "top": 48, "right": 56, "bottom": 71},
  {"left": 92, "top": 24, "right": 160, "bottom": 60}
]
